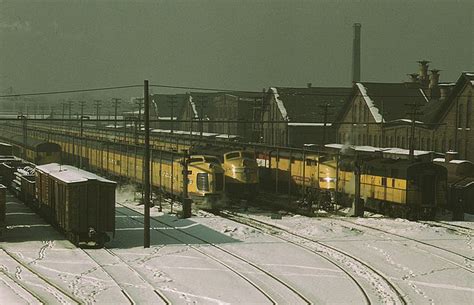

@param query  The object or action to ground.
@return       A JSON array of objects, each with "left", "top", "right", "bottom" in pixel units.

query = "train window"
[
  {"left": 189, "top": 157, "right": 204, "bottom": 164},
  {"left": 204, "top": 156, "right": 220, "bottom": 165},
  {"left": 225, "top": 152, "right": 240, "bottom": 160},
  {"left": 381, "top": 177, "right": 387, "bottom": 186},
  {"left": 197, "top": 173, "right": 209, "bottom": 191},
  {"left": 241, "top": 152, "right": 255, "bottom": 159},
  {"left": 306, "top": 160, "right": 317, "bottom": 166}
]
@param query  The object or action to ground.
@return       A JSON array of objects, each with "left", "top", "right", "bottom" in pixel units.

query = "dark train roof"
[{"left": 0, "top": 131, "right": 61, "bottom": 151}]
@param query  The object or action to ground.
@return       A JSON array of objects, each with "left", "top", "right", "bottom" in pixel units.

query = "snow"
[
  {"left": 287, "top": 122, "right": 333, "bottom": 127},
  {"left": 356, "top": 83, "right": 384, "bottom": 123},
  {"left": 270, "top": 87, "right": 289, "bottom": 121},
  {"left": 419, "top": 88, "right": 429, "bottom": 103},
  {"left": 35, "top": 163, "right": 115, "bottom": 184},
  {"left": 1, "top": 188, "right": 473, "bottom": 304},
  {"left": 188, "top": 96, "right": 199, "bottom": 119}
]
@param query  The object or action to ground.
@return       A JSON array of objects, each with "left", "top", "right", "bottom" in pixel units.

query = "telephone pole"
[
  {"left": 405, "top": 100, "right": 423, "bottom": 160},
  {"left": 196, "top": 96, "right": 207, "bottom": 139},
  {"left": 318, "top": 103, "right": 334, "bottom": 145},
  {"left": 143, "top": 80, "right": 151, "bottom": 248},
  {"left": 111, "top": 98, "right": 121, "bottom": 131},
  {"left": 168, "top": 96, "right": 177, "bottom": 135},
  {"left": 94, "top": 100, "right": 101, "bottom": 128},
  {"left": 135, "top": 98, "right": 144, "bottom": 144}
]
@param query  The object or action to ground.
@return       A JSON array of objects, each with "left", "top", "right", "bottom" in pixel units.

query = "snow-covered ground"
[{"left": 0, "top": 185, "right": 472, "bottom": 304}]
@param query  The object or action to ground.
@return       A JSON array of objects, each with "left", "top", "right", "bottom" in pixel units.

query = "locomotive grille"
[
  {"left": 197, "top": 173, "right": 209, "bottom": 191},
  {"left": 215, "top": 173, "right": 224, "bottom": 191}
]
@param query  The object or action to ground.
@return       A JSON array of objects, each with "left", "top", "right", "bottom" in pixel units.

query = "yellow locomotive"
[{"left": 190, "top": 145, "right": 259, "bottom": 199}]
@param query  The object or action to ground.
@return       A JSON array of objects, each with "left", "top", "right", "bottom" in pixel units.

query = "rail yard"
[
  {"left": 1, "top": 2, "right": 473, "bottom": 302},
  {"left": 0, "top": 116, "right": 473, "bottom": 304}
]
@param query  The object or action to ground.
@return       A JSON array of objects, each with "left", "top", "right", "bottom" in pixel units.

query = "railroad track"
[
  {"left": 116, "top": 202, "right": 312, "bottom": 304},
  {"left": 335, "top": 218, "right": 473, "bottom": 272},
  {"left": 419, "top": 221, "right": 473, "bottom": 236},
  {"left": 217, "top": 210, "right": 408, "bottom": 305},
  {"left": 0, "top": 248, "right": 82, "bottom": 304},
  {"left": 82, "top": 245, "right": 171, "bottom": 304}
]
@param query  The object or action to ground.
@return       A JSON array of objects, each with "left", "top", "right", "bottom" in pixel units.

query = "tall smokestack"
[{"left": 352, "top": 23, "right": 361, "bottom": 83}]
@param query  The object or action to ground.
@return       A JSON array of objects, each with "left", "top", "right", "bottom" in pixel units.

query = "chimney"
[
  {"left": 439, "top": 84, "right": 452, "bottom": 100},
  {"left": 307, "top": 83, "right": 312, "bottom": 88},
  {"left": 352, "top": 23, "right": 361, "bottom": 83},
  {"left": 417, "top": 60, "right": 430, "bottom": 87},
  {"left": 429, "top": 69, "right": 440, "bottom": 89},
  {"left": 445, "top": 150, "right": 458, "bottom": 163},
  {"left": 408, "top": 73, "right": 419, "bottom": 83}
]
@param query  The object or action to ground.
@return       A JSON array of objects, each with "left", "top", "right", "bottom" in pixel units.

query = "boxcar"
[{"left": 35, "top": 163, "right": 116, "bottom": 247}]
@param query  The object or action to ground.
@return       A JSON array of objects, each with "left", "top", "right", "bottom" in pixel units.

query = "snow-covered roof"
[
  {"left": 287, "top": 122, "right": 333, "bottom": 127},
  {"left": 36, "top": 163, "right": 115, "bottom": 184},
  {"left": 270, "top": 87, "right": 289, "bottom": 121},
  {"left": 356, "top": 83, "right": 384, "bottom": 123},
  {"left": 189, "top": 95, "right": 199, "bottom": 119}
]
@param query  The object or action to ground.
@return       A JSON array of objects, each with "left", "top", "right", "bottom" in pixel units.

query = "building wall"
[
  {"left": 436, "top": 83, "right": 473, "bottom": 161},
  {"left": 262, "top": 94, "right": 287, "bottom": 146},
  {"left": 337, "top": 92, "right": 383, "bottom": 146}
]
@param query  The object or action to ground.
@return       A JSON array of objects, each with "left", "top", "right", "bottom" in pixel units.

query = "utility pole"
[
  {"left": 181, "top": 149, "right": 192, "bottom": 218},
  {"left": 135, "top": 98, "right": 144, "bottom": 144},
  {"left": 111, "top": 98, "right": 121, "bottom": 131},
  {"left": 94, "top": 100, "right": 101, "bottom": 128},
  {"left": 143, "top": 80, "right": 151, "bottom": 248},
  {"left": 319, "top": 103, "right": 334, "bottom": 145},
  {"left": 68, "top": 100, "right": 74, "bottom": 120},
  {"left": 168, "top": 96, "right": 177, "bottom": 135},
  {"left": 196, "top": 96, "right": 207, "bottom": 139},
  {"left": 405, "top": 100, "right": 423, "bottom": 160}
]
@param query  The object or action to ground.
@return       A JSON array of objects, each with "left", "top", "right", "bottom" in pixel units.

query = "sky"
[{"left": 0, "top": 0, "right": 472, "bottom": 100}]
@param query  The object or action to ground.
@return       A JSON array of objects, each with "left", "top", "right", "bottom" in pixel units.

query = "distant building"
[
  {"left": 262, "top": 86, "right": 352, "bottom": 147},
  {"left": 336, "top": 60, "right": 473, "bottom": 162}
]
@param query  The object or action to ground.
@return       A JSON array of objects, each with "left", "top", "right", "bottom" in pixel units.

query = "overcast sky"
[{"left": 0, "top": 0, "right": 472, "bottom": 98}]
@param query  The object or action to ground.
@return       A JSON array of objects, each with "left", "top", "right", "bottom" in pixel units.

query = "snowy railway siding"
[
  {"left": 215, "top": 211, "right": 406, "bottom": 305},
  {"left": 1, "top": 189, "right": 473, "bottom": 304},
  {"left": 116, "top": 203, "right": 313, "bottom": 304}
]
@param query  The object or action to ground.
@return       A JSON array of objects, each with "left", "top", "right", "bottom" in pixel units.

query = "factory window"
[
  {"left": 427, "top": 138, "right": 431, "bottom": 150},
  {"left": 421, "top": 138, "right": 425, "bottom": 150},
  {"left": 396, "top": 136, "right": 400, "bottom": 147},
  {"left": 358, "top": 134, "right": 361, "bottom": 145},
  {"left": 467, "top": 98, "right": 472, "bottom": 128},
  {"left": 401, "top": 137, "right": 405, "bottom": 148},
  {"left": 362, "top": 134, "right": 366, "bottom": 145}
]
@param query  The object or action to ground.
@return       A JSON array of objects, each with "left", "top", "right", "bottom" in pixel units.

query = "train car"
[
  {"left": 47, "top": 134, "right": 226, "bottom": 210},
  {"left": 190, "top": 145, "right": 259, "bottom": 199},
  {"left": 433, "top": 154, "right": 474, "bottom": 217},
  {"left": 0, "top": 184, "right": 5, "bottom": 239},
  {"left": 257, "top": 150, "right": 337, "bottom": 200},
  {"left": 0, "top": 131, "right": 61, "bottom": 165},
  {"left": 35, "top": 163, "right": 116, "bottom": 247},
  {"left": 0, "top": 142, "right": 13, "bottom": 156},
  {"left": 337, "top": 158, "right": 447, "bottom": 219}
]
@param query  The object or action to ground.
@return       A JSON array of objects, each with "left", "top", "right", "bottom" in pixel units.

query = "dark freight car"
[{"left": 35, "top": 163, "right": 116, "bottom": 247}]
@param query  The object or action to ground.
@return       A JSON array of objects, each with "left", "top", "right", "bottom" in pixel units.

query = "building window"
[
  {"left": 421, "top": 138, "right": 425, "bottom": 150},
  {"left": 448, "top": 139, "right": 453, "bottom": 150},
  {"left": 441, "top": 138, "right": 446, "bottom": 151},
  {"left": 363, "top": 134, "right": 366, "bottom": 145},
  {"left": 434, "top": 139, "right": 438, "bottom": 151},
  {"left": 427, "top": 138, "right": 431, "bottom": 151},
  {"left": 396, "top": 136, "right": 400, "bottom": 147},
  {"left": 401, "top": 137, "right": 405, "bottom": 148},
  {"left": 374, "top": 136, "right": 378, "bottom": 147}
]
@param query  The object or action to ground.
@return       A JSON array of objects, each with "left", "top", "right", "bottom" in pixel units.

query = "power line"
[
  {"left": 0, "top": 84, "right": 143, "bottom": 98},
  {"left": 0, "top": 83, "right": 468, "bottom": 99}
]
